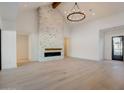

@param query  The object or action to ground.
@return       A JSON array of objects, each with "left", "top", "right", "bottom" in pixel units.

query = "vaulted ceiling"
[
  {"left": 58, "top": 2, "right": 124, "bottom": 23},
  {"left": 1, "top": 2, "right": 124, "bottom": 24}
]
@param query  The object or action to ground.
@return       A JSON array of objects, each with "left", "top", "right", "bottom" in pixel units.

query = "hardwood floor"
[
  {"left": 17, "top": 62, "right": 31, "bottom": 67},
  {"left": 0, "top": 58, "right": 124, "bottom": 90}
]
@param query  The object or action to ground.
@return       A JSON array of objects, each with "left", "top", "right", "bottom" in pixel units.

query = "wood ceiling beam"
[{"left": 52, "top": 2, "right": 61, "bottom": 9}]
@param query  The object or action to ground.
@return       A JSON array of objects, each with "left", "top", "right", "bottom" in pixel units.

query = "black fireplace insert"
[{"left": 44, "top": 52, "right": 61, "bottom": 57}]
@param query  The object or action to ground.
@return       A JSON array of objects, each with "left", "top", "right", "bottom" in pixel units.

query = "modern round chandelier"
[{"left": 67, "top": 2, "right": 86, "bottom": 22}]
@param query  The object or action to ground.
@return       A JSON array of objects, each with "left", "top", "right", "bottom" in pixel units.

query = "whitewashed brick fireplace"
[{"left": 38, "top": 5, "right": 64, "bottom": 61}]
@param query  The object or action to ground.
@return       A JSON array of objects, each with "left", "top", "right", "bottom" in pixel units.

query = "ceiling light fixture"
[
  {"left": 92, "top": 13, "right": 95, "bottom": 16},
  {"left": 23, "top": 3, "right": 28, "bottom": 7},
  {"left": 89, "top": 9, "right": 96, "bottom": 16},
  {"left": 67, "top": 2, "right": 86, "bottom": 22}
]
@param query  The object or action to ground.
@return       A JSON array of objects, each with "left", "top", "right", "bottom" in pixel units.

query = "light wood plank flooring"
[
  {"left": 0, "top": 58, "right": 124, "bottom": 90},
  {"left": 17, "top": 62, "right": 31, "bottom": 67}
]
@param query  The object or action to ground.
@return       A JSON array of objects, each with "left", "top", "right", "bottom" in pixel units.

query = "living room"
[{"left": 0, "top": 0, "right": 124, "bottom": 91}]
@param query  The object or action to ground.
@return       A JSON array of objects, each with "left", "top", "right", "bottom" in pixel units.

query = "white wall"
[
  {"left": 16, "top": 9, "right": 38, "bottom": 62},
  {"left": 2, "top": 31, "right": 17, "bottom": 69},
  {"left": 104, "top": 29, "right": 124, "bottom": 60},
  {"left": 17, "top": 35, "right": 29, "bottom": 63},
  {"left": 0, "top": 16, "right": 2, "bottom": 28},
  {"left": 2, "top": 19, "right": 16, "bottom": 31},
  {"left": 1, "top": 15, "right": 17, "bottom": 69},
  {"left": 70, "top": 21, "right": 100, "bottom": 60},
  {"left": 70, "top": 12, "right": 124, "bottom": 61},
  {"left": 29, "top": 31, "right": 39, "bottom": 61},
  {"left": 16, "top": 9, "right": 38, "bottom": 34},
  {"left": 99, "top": 31, "right": 105, "bottom": 60},
  {"left": 63, "top": 23, "right": 71, "bottom": 38}
]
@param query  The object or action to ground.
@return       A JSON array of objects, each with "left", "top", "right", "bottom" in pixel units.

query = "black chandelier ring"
[{"left": 67, "top": 12, "right": 86, "bottom": 22}]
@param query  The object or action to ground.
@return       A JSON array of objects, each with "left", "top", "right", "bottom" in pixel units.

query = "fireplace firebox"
[
  {"left": 44, "top": 52, "right": 61, "bottom": 57},
  {"left": 44, "top": 48, "right": 62, "bottom": 57}
]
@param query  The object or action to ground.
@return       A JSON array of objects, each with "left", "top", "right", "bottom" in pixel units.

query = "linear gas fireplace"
[
  {"left": 44, "top": 48, "right": 62, "bottom": 57},
  {"left": 45, "top": 52, "right": 61, "bottom": 57}
]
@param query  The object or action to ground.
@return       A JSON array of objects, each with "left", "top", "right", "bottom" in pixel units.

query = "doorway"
[
  {"left": 17, "top": 34, "right": 29, "bottom": 67},
  {"left": 64, "top": 37, "right": 70, "bottom": 57},
  {"left": 112, "top": 36, "right": 124, "bottom": 61}
]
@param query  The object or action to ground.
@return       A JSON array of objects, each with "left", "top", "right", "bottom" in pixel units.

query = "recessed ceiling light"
[
  {"left": 23, "top": 3, "right": 28, "bottom": 7},
  {"left": 89, "top": 9, "right": 92, "bottom": 12},
  {"left": 92, "top": 13, "right": 95, "bottom": 16}
]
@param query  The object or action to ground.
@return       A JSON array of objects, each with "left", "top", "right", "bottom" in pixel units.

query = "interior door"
[{"left": 112, "top": 36, "right": 123, "bottom": 61}]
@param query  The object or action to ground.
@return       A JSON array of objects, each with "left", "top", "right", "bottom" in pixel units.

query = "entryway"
[
  {"left": 16, "top": 34, "right": 29, "bottom": 67},
  {"left": 112, "top": 36, "right": 124, "bottom": 61},
  {"left": 64, "top": 37, "right": 70, "bottom": 57},
  {"left": 100, "top": 25, "right": 124, "bottom": 61}
]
